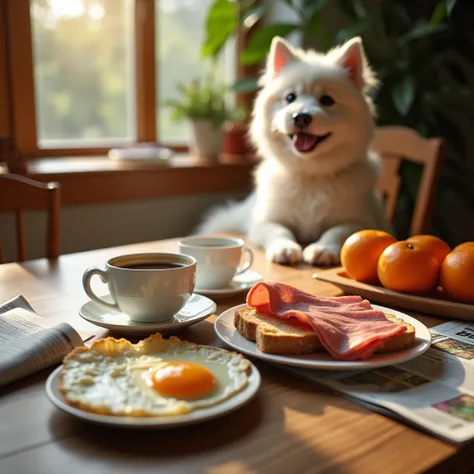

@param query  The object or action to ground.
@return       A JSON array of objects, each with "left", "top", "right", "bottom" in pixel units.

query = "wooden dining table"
[{"left": 0, "top": 236, "right": 472, "bottom": 474}]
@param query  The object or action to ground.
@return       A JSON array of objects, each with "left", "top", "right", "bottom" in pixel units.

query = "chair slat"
[
  {"left": 0, "top": 173, "right": 61, "bottom": 262},
  {"left": 372, "top": 127, "right": 444, "bottom": 236}
]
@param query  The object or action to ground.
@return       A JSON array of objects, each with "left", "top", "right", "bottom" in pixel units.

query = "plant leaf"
[
  {"left": 202, "top": 0, "right": 238, "bottom": 60},
  {"left": 335, "top": 14, "right": 375, "bottom": 44},
  {"left": 233, "top": 76, "right": 261, "bottom": 93},
  {"left": 392, "top": 76, "right": 415, "bottom": 116},
  {"left": 302, "top": 0, "right": 329, "bottom": 14},
  {"left": 336, "top": 0, "right": 365, "bottom": 18},
  {"left": 350, "top": 0, "right": 366, "bottom": 18},
  {"left": 241, "top": 4, "right": 266, "bottom": 29},
  {"left": 336, "top": 0, "right": 358, "bottom": 18},
  {"left": 240, "top": 23, "right": 299, "bottom": 65},
  {"left": 430, "top": 1, "right": 447, "bottom": 27},
  {"left": 302, "top": 9, "right": 332, "bottom": 50},
  {"left": 399, "top": 20, "right": 447, "bottom": 43},
  {"left": 240, "top": 0, "right": 258, "bottom": 9},
  {"left": 446, "top": 0, "right": 457, "bottom": 16},
  {"left": 305, "top": 6, "right": 325, "bottom": 32}
]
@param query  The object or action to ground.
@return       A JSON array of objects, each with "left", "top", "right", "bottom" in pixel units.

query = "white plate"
[
  {"left": 45, "top": 361, "right": 261, "bottom": 429},
  {"left": 194, "top": 270, "right": 263, "bottom": 298},
  {"left": 214, "top": 304, "right": 431, "bottom": 370},
  {"left": 79, "top": 293, "right": 216, "bottom": 336}
]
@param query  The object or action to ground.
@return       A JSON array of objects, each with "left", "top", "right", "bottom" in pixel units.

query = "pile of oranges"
[{"left": 340, "top": 230, "right": 474, "bottom": 304}]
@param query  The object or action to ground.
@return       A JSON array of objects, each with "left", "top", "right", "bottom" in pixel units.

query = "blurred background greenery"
[{"left": 202, "top": 0, "right": 474, "bottom": 245}]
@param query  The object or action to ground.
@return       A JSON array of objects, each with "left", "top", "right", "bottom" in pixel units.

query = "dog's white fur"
[{"left": 197, "top": 36, "right": 390, "bottom": 265}]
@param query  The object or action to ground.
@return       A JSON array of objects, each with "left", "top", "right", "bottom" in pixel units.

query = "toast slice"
[{"left": 233, "top": 307, "right": 416, "bottom": 356}]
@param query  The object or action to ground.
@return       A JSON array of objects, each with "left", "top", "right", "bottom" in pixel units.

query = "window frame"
[{"left": 2, "top": 0, "right": 253, "bottom": 161}]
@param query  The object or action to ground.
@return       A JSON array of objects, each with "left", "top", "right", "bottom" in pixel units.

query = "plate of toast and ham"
[{"left": 214, "top": 281, "right": 431, "bottom": 370}]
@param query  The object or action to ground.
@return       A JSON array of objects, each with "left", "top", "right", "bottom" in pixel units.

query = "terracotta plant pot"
[
  {"left": 189, "top": 119, "right": 223, "bottom": 160},
  {"left": 221, "top": 120, "right": 253, "bottom": 158}
]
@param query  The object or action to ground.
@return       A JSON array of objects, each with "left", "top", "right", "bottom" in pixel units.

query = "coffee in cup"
[{"left": 82, "top": 252, "right": 196, "bottom": 322}]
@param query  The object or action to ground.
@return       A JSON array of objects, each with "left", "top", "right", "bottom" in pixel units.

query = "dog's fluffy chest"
[{"left": 252, "top": 159, "right": 376, "bottom": 242}]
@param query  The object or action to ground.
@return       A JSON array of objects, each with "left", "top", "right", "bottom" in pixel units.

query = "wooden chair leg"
[
  {"left": 16, "top": 209, "right": 26, "bottom": 261},
  {"left": 47, "top": 186, "right": 60, "bottom": 259}
]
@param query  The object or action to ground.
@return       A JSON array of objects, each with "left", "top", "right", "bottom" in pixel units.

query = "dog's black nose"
[{"left": 293, "top": 112, "right": 312, "bottom": 129}]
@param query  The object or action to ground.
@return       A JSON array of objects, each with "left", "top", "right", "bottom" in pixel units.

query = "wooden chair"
[
  {"left": 371, "top": 126, "right": 444, "bottom": 236},
  {"left": 0, "top": 173, "right": 60, "bottom": 263}
]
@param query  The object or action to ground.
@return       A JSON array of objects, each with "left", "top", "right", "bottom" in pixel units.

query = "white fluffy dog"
[{"left": 197, "top": 36, "right": 390, "bottom": 265}]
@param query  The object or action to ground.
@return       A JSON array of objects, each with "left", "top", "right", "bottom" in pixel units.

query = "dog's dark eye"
[
  {"left": 285, "top": 93, "right": 297, "bottom": 103},
  {"left": 320, "top": 94, "right": 335, "bottom": 106}
]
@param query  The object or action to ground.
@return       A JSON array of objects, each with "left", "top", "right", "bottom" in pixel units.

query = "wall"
[{"left": 0, "top": 190, "right": 247, "bottom": 262}]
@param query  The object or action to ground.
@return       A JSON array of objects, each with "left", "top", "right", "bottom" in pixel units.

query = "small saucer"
[
  {"left": 78, "top": 293, "right": 216, "bottom": 336},
  {"left": 194, "top": 270, "right": 263, "bottom": 298}
]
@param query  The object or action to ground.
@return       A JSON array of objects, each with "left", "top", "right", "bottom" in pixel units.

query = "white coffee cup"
[
  {"left": 82, "top": 253, "right": 196, "bottom": 322},
  {"left": 178, "top": 236, "right": 253, "bottom": 290}
]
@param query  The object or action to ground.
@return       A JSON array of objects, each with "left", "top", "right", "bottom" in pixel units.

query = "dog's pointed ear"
[
  {"left": 334, "top": 37, "right": 375, "bottom": 91},
  {"left": 267, "top": 37, "right": 297, "bottom": 78}
]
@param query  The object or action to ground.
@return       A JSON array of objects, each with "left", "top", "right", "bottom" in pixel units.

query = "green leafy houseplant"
[
  {"left": 164, "top": 77, "right": 231, "bottom": 126},
  {"left": 165, "top": 76, "right": 236, "bottom": 159},
  {"left": 203, "top": 0, "right": 473, "bottom": 241},
  {"left": 202, "top": 0, "right": 265, "bottom": 93}
]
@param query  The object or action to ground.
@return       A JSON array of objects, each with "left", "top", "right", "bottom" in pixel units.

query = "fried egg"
[{"left": 59, "top": 334, "right": 250, "bottom": 417}]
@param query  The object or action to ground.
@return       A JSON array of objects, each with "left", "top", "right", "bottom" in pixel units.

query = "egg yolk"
[{"left": 148, "top": 362, "right": 217, "bottom": 399}]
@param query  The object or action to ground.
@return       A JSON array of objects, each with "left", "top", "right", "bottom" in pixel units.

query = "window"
[
  {"left": 2, "top": 0, "right": 241, "bottom": 159},
  {"left": 31, "top": 0, "right": 136, "bottom": 146},
  {"left": 156, "top": 0, "right": 235, "bottom": 143}
]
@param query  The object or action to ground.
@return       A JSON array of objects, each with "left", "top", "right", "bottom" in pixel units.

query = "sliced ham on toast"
[
  {"left": 240, "top": 281, "right": 414, "bottom": 360},
  {"left": 234, "top": 307, "right": 415, "bottom": 355}
]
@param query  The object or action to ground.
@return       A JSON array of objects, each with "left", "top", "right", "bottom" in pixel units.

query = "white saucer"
[
  {"left": 194, "top": 270, "right": 263, "bottom": 298},
  {"left": 215, "top": 304, "right": 431, "bottom": 371},
  {"left": 79, "top": 293, "right": 216, "bottom": 336},
  {"left": 45, "top": 361, "right": 261, "bottom": 429}
]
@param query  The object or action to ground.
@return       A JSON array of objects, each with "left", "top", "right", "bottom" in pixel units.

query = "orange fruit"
[
  {"left": 341, "top": 230, "right": 397, "bottom": 283},
  {"left": 453, "top": 242, "right": 474, "bottom": 252},
  {"left": 377, "top": 241, "right": 440, "bottom": 294},
  {"left": 406, "top": 235, "right": 451, "bottom": 266},
  {"left": 440, "top": 248, "right": 474, "bottom": 304}
]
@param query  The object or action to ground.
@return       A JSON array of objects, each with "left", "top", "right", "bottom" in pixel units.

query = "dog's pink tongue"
[{"left": 293, "top": 133, "right": 318, "bottom": 152}]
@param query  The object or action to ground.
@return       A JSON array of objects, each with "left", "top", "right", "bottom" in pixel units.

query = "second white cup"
[{"left": 178, "top": 236, "right": 253, "bottom": 290}]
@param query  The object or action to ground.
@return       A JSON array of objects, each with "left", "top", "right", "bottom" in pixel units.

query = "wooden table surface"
[{"left": 0, "top": 237, "right": 471, "bottom": 474}]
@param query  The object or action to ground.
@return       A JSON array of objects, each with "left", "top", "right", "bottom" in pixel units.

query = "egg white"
[{"left": 60, "top": 334, "right": 250, "bottom": 417}]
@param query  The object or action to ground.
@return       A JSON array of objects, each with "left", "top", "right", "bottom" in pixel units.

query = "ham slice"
[{"left": 246, "top": 281, "right": 407, "bottom": 361}]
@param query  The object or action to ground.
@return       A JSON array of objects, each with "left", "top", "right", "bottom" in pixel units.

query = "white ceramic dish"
[
  {"left": 79, "top": 293, "right": 216, "bottom": 336},
  {"left": 45, "top": 361, "right": 261, "bottom": 429},
  {"left": 194, "top": 270, "right": 263, "bottom": 298},
  {"left": 214, "top": 303, "right": 431, "bottom": 371}
]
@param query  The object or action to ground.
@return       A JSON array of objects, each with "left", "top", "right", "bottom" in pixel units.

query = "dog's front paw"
[
  {"left": 266, "top": 239, "right": 303, "bottom": 266},
  {"left": 303, "top": 243, "right": 341, "bottom": 266}
]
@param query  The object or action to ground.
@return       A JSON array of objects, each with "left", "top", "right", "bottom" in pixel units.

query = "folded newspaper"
[
  {"left": 0, "top": 295, "right": 84, "bottom": 388},
  {"left": 283, "top": 321, "right": 474, "bottom": 444}
]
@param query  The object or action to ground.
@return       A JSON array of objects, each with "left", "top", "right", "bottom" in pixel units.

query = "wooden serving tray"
[{"left": 313, "top": 266, "right": 474, "bottom": 321}]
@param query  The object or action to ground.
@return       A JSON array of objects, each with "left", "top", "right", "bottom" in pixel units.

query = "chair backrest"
[
  {"left": 0, "top": 173, "right": 61, "bottom": 263},
  {"left": 371, "top": 126, "right": 444, "bottom": 236}
]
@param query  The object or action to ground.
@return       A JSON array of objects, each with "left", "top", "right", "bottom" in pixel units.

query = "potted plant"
[
  {"left": 165, "top": 76, "right": 232, "bottom": 160},
  {"left": 220, "top": 104, "right": 256, "bottom": 161}
]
